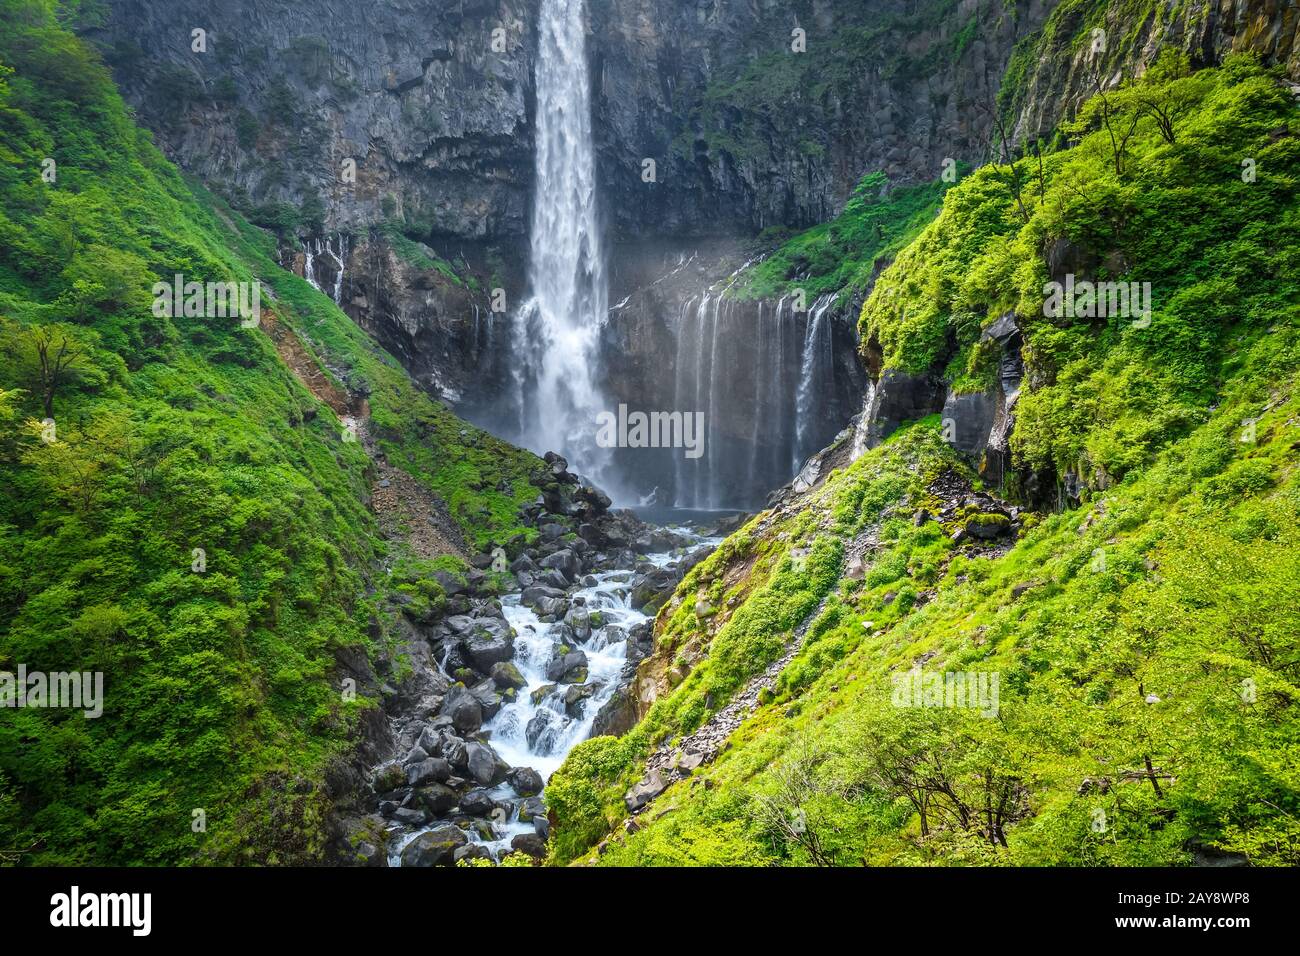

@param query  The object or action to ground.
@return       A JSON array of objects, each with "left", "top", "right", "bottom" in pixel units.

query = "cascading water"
[
  {"left": 672, "top": 291, "right": 848, "bottom": 510},
  {"left": 302, "top": 234, "right": 348, "bottom": 305},
  {"left": 793, "top": 293, "right": 836, "bottom": 470},
  {"left": 511, "top": 0, "right": 611, "bottom": 486}
]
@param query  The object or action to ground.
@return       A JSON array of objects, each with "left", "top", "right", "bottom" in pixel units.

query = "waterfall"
[
  {"left": 511, "top": 0, "right": 610, "bottom": 486},
  {"left": 794, "top": 294, "right": 835, "bottom": 471},
  {"left": 304, "top": 239, "right": 317, "bottom": 290},
  {"left": 668, "top": 290, "right": 849, "bottom": 510},
  {"left": 302, "top": 234, "right": 347, "bottom": 305}
]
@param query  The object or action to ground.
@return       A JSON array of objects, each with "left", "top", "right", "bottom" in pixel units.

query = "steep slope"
[
  {"left": 547, "top": 53, "right": 1300, "bottom": 866},
  {"left": 0, "top": 0, "right": 540, "bottom": 865}
]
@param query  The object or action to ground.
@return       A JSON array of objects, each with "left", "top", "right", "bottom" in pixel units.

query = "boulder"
[
  {"left": 540, "top": 548, "right": 581, "bottom": 581},
  {"left": 461, "top": 618, "right": 514, "bottom": 670},
  {"left": 624, "top": 770, "right": 668, "bottom": 812},
  {"left": 510, "top": 833, "right": 547, "bottom": 859},
  {"left": 459, "top": 789, "right": 496, "bottom": 816},
  {"left": 399, "top": 825, "right": 468, "bottom": 867},
  {"left": 391, "top": 806, "right": 429, "bottom": 827},
  {"left": 406, "top": 757, "right": 452, "bottom": 787},
  {"left": 545, "top": 649, "right": 589, "bottom": 684},
  {"left": 465, "top": 742, "right": 509, "bottom": 786},
  {"left": 489, "top": 661, "right": 527, "bottom": 690},
  {"left": 507, "top": 766, "right": 544, "bottom": 797},
  {"left": 415, "top": 782, "right": 459, "bottom": 815},
  {"left": 517, "top": 796, "right": 546, "bottom": 823},
  {"left": 440, "top": 685, "right": 483, "bottom": 734},
  {"left": 563, "top": 681, "right": 599, "bottom": 717}
]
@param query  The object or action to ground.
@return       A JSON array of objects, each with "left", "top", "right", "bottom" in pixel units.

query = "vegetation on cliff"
[
  {"left": 0, "top": 0, "right": 537, "bottom": 864},
  {"left": 549, "top": 53, "right": 1300, "bottom": 866}
]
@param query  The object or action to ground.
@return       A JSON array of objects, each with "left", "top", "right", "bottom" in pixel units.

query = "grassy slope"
[
  {"left": 729, "top": 172, "right": 957, "bottom": 303},
  {"left": 548, "top": 55, "right": 1300, "bottom": 866},
  {"left": 0, "top": 0, "right": 537, "bottom": 864}
]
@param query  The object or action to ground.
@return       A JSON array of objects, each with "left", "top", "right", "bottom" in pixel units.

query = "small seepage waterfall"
[
  {"left": 509, "top": 0, "right": 613, "bottom": 489},
  {"left": 303, "top": 233, "right": 349, "bottom": 305}
]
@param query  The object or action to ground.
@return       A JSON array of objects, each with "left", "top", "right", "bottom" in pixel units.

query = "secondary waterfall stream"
[{"left": 511, "top": 0, "right": 611, "bottom": 488}]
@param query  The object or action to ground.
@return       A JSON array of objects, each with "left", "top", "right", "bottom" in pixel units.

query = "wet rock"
[
  {"left": 469, "top": 679, "right": 505, "bottom": 721},
  {"left": 400, "top": 826, "right": 468, "bottom": 867},
  {"left": 402, "top": 745, "right": 429, "bottom": 767},
  {"left": 540, "top": 548, "right": 581, "bottom": 581},
  {"left": 517, "top": 796, "right": 546, "bottom": 823},
  {"left": 524, "top": 710, "right": 558, "bottom": 751},
  {"left": 507, "top": 766, "right": 544, "bottom": 797},
  {"left": 530, "top": 683, "right": 559, "bottom": 705},
  {"left": 465, "top": 742, "right": 509, "bottom": 786},
  {"left": 563, "top": 681, "right": 600, "bottom": 717},
  {"left": 564, "top": 606, "right": 592, "bottom": 640},
  {"left": 391, "top": 806, "right": 429, "bottom": 827},
  {"left": 415, "top": 782, "right": 459, "bottom": 816},
  {"left": 406, "top": 757, "right": 452, "bottom": 787},
  {"left": 521, "top": 585, "right": 568, "bottom": 619},
  {"left": 545, "top": 649, "right": 589, "bottom": 683},
  {"left": 490, "top": 660, "right": 527, "bottom": 690},
  {"left": 459, "top": 789, "right": 496, "bottom": 816},
  {"left": 440, "top": 685, "right": 484, "bottom": 734},
  {"left": 461, "top": 617, "right": 515, "bottom": 670},
  {"left": 536, "top": 568, "right": 572, "bottom": 591},
  {"left": 510, "top": 833, "right": 547, "bottom": 859}
]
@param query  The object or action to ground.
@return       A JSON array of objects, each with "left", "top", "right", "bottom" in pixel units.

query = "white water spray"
[{"left": 513, "top": 0, "right": 611, "bottom": 485}]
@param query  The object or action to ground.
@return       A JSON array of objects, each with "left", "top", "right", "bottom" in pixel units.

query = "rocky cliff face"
[
  {"left": 87, "top": 0, "right": 1299, "bottom": 499},
  {"left": 89, "top": 0, "right": 536, "bottom": 239},
  {"left": 89, "top": 0, "right": 1047, "bottom": 241},
  {"left": 1008, "top": 0, "right": 1299, "bottom": 145}
]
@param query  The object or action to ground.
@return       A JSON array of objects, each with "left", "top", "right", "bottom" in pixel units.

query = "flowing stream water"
[{"left": 386, "top": 529, "right": 717, "bottom": 864}]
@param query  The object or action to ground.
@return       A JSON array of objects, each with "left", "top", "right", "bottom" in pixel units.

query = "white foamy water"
[
  {"left": 511, "top": 0, "right": 612, "bottom": 487},
  {"left": 486, "top": 570, "right": 644, "bottom": 777}
]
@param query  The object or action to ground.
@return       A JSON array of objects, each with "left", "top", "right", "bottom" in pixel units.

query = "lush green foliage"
[
  {"left": 553, "top": 57, "right": 1300, "bottom": 867},
  {"left": 0, "top": 0, "right": 536, "bottom": 864},
  {"left": 731, "top": 172, "right": 956, "bottom": 302}
]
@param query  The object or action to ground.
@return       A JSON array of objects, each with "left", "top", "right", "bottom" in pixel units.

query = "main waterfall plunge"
[
  {"left": 491, "top": 0, "right": 865, "bottom": 511},
  {"left": 509, "top": 0, "right": 613, "bottom": 487}
]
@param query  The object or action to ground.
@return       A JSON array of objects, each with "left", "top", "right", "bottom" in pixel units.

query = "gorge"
[{"left": 1, "top": 0, "right": 1298, "bottom": 877}]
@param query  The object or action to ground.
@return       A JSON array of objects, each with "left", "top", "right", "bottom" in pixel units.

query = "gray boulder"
[
  {"left": 440, "top": 685, "right": 483, "bottom": 734},
  {"left": 507, "top": 766, "right": 544, "bottom": 797},
  {"left": 400, "top": 825, "right": 468, "bottom": 867}
]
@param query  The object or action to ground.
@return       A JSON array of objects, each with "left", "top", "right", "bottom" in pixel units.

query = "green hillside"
[
  {"left": 548, "top": 53, "right": 1300, "bottom": 867},
  {"left": 0, "top": 0, "right": 538, "bottom": 864}
]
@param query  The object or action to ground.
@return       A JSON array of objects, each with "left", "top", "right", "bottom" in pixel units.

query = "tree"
[{"left": 12, "top": 324, "right": 94, "bottom": 418}]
